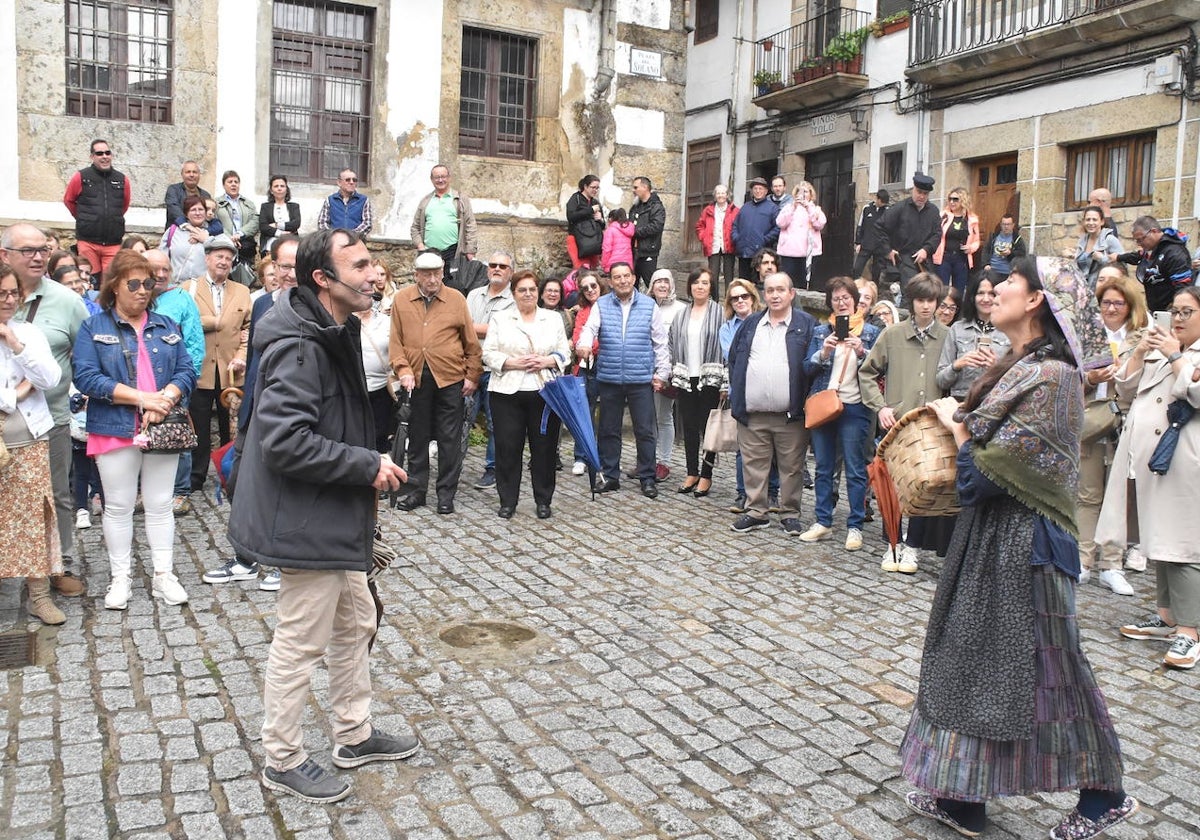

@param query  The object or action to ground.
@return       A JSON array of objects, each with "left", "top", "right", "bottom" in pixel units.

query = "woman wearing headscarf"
[
  {"left": 900, "top": 257, "right": 1136, "bottom": 840},
  {"left": 649, "top": 269, "right": 685, "bottom": 480}
]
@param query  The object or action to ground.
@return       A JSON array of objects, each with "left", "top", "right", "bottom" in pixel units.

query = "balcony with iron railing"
[
  {"left": 907, "top": 0, "right": 1199, "bottom": 86},
  {"left": 751, "top": 8, "right": 873, "bottom": 113}
]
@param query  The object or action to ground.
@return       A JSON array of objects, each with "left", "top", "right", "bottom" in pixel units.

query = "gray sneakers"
[
  {"left": 332, "top": 727, "right": 420, "bottom": 769},
  {"left": 262, "top": 758, "right": 350, "bottom": 803}
]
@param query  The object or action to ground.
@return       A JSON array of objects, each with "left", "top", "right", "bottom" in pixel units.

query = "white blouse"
[
  {"left": 0, "top": 321, "right": 61, "bottom": 441},
  {"left": 482, "top": 308, "right": 571, "bottom": 394}
]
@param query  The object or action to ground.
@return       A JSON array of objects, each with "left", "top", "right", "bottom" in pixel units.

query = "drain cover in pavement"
[{"left": 439, "top": 621, "right": 536, "bottom": 649}]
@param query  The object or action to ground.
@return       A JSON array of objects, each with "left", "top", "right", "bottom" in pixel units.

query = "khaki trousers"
[
  {"left": 262, "top": 568, "right": 376, "bottom": 771},
  {"left": 738, "top": 411, "right": 808, "bottom": 519},
  {"left": 1078, "top": 437, "right": 1123, "bottom": 571}
]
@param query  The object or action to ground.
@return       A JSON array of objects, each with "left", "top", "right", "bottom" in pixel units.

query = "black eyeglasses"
[
  {"left": 10, "top": 246, "right": 52, "bottom": 258},
  {"left": 92, "top": 150, "right": 112, "bottom": 156},
  {"left": 730, "top": 293, "right": 751, "bottom": 302},
  {"left": 125, "top": 278, "right": 157, "bottom": 292},
  {"left": 487, "top": 263, "right": 511, "bottom": 270}
]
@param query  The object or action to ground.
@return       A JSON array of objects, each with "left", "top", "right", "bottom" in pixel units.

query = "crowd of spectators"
[{"left": 1, "top": 148, "right": 1197, "bottom": 819}]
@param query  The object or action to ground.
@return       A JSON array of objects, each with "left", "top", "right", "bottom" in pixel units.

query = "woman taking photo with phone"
[
  {"left": 936, "top": 272, "right": 1011, "bottom": 399},
  {"left": 800, "top": 277, "right": 880, "bottom": 550}
]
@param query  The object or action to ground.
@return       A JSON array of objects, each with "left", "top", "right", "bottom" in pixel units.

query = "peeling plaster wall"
[
  {"left": 2, "top": 0, "right": 686, "bottom": 279},
  {"left": 377, "top": 1, "right": 445, "bottom": 241},
  {"left": 612, "top": 2, "right": 687, "bottom": 271}
]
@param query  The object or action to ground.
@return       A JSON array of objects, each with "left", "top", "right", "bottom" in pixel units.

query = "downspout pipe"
[{"left": 596, "top": 0, "right": 616, "bottom": 97}]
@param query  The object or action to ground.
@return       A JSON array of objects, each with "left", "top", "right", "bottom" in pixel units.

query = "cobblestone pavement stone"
[{"left": 1, "top": 443, "right": 1198, "bottom": 839}]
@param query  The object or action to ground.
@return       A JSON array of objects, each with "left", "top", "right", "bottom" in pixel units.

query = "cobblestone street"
[{"left": 1, "top": 444, "right": 1198, "bottom": 840}]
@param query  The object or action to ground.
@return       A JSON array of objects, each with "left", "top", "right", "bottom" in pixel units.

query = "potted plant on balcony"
[
  {"left": 870, "top": 10, "right": 910, "bottom": 38},
  {"left": 825, "top": 27, "right": 869, "bottom": 74},
  {"left": 794, "top": 59, "right": 823, "bottom": 85},
  {"left": 753, "top": 70, "right": 781, "bottom": 96}
]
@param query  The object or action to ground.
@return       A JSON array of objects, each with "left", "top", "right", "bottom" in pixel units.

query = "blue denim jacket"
[{"left": 73, "top": 309, "right": 197, "bottom": 438}]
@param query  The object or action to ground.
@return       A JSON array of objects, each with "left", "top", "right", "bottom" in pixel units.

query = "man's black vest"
[{"left": 74, "top": 164, "right": 127, "bottom": 245}]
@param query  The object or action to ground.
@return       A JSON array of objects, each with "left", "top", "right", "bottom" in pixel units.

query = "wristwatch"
[{"left": 1166, "top": 351, "right": 1184, "bottom": 364}]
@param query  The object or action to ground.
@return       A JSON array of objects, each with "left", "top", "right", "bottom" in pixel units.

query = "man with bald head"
[
  {"left": 1088, "top": 188, "right": 1119, "bottom": 237},
  {"left": 1, "top": 223, "right": 90, "bottom": 595},
  {"left": 165, "top": 160, "right": 212, "bottom": 230}
]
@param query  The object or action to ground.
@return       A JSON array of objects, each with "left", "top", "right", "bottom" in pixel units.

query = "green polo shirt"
[
  {"left": 15, "top": 279, "right": 89, "bottom": 423},
  {"left": 424, "top": 192, "right": 460, "bottom": 250}
]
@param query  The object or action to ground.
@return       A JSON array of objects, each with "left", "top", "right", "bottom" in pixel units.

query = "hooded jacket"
[
  {"left": 1118, "top": 229, "right": 1193, "bottom": 313},
  {"left": 227, "top": 286, "right": 380, "bottom": 571}
]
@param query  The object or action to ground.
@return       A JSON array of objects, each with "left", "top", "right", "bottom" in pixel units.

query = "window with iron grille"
[
  {"left": 460, "top": 28, "right": 537, "bottom": 161},
  {"left": 695, "top": 0, "right": 719, "bottom": 44},
  {"left": 270, "top": 0, "right": 374, "bottom": 184},
  {"left": 1066, "top": 133, "right": 1155, "bottom": 210},
  {"left": 65, "top": 0, "right": 173, "bottom": 123}
]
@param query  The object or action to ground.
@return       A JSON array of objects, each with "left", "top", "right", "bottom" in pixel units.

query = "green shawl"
[{"left": 963, "top": 352, "right": 1083, "bottom": 535}]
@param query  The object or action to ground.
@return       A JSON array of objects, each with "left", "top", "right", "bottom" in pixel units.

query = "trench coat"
[{"left": 1095, "top": 339, "right": 1200, "bottom": 564}]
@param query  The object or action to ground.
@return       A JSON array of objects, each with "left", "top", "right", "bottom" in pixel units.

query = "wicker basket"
[{"left": 876, "top": 406, "right": 960, "bottom": 516}]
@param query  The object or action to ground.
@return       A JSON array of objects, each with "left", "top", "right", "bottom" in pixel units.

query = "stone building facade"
[
  {"left": 684, "top": 0, "right": 1200, "bottom": 288},
  {"left": 1, "top": 0, "right": 688, "bottom": 279}
]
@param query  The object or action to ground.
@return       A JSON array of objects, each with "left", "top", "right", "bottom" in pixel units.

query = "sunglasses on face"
[
  {"left": 730, "top": 293, "right": 751, "bottom": 302},
  {"left": 125, "top": 278, "right": 157, "bottom": 292}
]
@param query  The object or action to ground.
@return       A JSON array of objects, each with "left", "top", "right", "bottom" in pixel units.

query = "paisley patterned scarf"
[{"left": 964, "top": 351, "right": 1083, "bottom": 535}]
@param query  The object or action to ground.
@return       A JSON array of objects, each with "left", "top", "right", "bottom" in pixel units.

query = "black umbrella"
[
  {"left": 1148, "top": 399, "right": 1196, "bottom": 475},
  {"left": 387, "top": 390, "right": 413, "bottom": 508}
]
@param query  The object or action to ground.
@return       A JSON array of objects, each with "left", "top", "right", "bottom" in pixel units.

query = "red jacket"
[{"left": 695, "top": 202, "right": 738, "bottom": 258}]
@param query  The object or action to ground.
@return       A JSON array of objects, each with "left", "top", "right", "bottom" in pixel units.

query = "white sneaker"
[
  {"left": 152, "top": 572, "right": 188, "bottom": 606},
  {"left": 572, "top": 461, "right": 586, "bottom": 476},
  {"left": 799, "top": 523, "right": 833, "bottom": 542},
  {"left": 259, "top": 569, "right": 281, "bottom": 592},
  {"left": 1100, "top": 569, "right": 1135, "bottom": 596},
  {"left": 75, "top": 508, "right": 91, "bottom": 529},
  {"left": 880, "top": 544, "right": 903, "bottom": 572},
  {"left": 1124, "top": 545, "right": 1147, "bottom": 572},
  {"left": 897, "top": 545, "right": 919, "bottom": 574},
  {"left": 105, "top": 575, "right": 131, "bottom": 610},
  {"left": 845, "top": 528, "right": 863, "bottom": 551},
  {"left": 1078, "top": 568, "right": 1092, "bottom": 586}
]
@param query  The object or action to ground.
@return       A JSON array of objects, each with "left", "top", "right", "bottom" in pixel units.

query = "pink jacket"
[
  {"left": 933, "top": 212, "right": 981, "bottom": 268},
  {"left": 775, "top": 201, "right": 826, "bottom": 258},
  {"left": 601, "top": 222, "right": 635, "bottom": 272}
]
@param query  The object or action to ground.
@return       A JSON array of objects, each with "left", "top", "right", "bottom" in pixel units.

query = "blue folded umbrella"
[
  {"left": 539, "top": 375, "right": 601, "bottom": 498},
  {"left": 1148, "top": 399, "right": 1196, "bottom": 475}
]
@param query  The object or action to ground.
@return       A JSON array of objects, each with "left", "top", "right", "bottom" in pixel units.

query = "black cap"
[{"left": 912, "top": 172, "right": 935, "bottom": 191}]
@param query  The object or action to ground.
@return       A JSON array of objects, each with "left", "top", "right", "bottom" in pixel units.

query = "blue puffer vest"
[{"left": 595, "top": 292, "right": 654, "bottom": 384}]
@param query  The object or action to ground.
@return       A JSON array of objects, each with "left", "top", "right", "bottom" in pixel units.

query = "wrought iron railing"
[
  {"left": 752, "top": 8, "right": 872, "bottom": 94},
  {"left": 909, "top": 0, "right": 1135, "bottom": 65}
]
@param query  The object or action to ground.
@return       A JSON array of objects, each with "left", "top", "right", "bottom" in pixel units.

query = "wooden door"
[
  {"left": 971, "top": 154, "right": 1019, "bottom": 241},
  {"left": 805, "top": 144, "right": 855, "bottom": 291},
  {"left": 686, "top": 137, "right": 723, "bottom": 255}
]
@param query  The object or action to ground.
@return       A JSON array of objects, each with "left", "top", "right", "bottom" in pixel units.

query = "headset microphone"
[{"left": 322, "top": 265, "right": 381, "bottom": 301}]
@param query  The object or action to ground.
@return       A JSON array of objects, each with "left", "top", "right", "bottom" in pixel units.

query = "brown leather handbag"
[{"left": 804, "top": 348, "right": 853, "bottom": 429}]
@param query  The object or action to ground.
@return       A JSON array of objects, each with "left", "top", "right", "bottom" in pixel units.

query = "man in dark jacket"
[
  {"left": 229, "top": 229, "right": 415, "bottom": 804},
  {"left": 1118, "top": 216, "right": 1193, "bottom": 312},
  {"left": 164, "top": 160, "right": 212, "bottom": 230},
  {"left": 726, "top": 272, "right": 815, "bottom": 535},
  {"left": 629, "top": 176, "right": 666, "bottom": 289},
  {"left": 852, "top": 188, "right": 889, "bottom": 282},
  {"left": 732, "top": 177, "right": 780, "bottom": 283},
  {"left": 874, "top": 172, "right": 942, "bottom": 284},
  {"left": 62, "top": 138, "right": 131, "bottom": 277}
]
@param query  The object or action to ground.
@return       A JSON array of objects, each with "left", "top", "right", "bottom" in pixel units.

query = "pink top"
[{"left": 88, "top": 313, "right": 157, "bottom": 456}]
